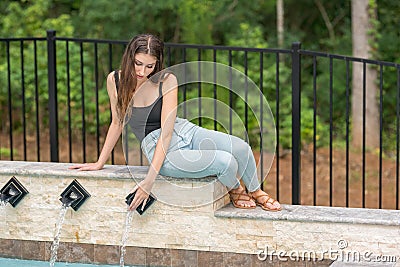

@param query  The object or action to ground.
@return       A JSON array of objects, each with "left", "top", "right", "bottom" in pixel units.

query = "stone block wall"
[{"left": 0, "top": 161, "right": 399, "bottom": 266}]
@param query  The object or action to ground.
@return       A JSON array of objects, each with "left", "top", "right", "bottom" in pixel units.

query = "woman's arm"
[
  {"left": 129, "top": 74, "right": 178, "bottom": 210},
  {"left": 69, "top": 71, "right": 123, "bottom": 171}
]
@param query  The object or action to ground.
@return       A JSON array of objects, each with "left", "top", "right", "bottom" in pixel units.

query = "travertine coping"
[
  {"left": 0, "top": 160, "right": 215, "bottom": 182},
  {"left": 215, "top": 204, "right": 400, "bottom": 226}
]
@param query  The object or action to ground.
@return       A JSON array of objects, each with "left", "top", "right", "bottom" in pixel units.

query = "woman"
[{"left": 69, "top": 34, "right": 281, "bottom": 212}]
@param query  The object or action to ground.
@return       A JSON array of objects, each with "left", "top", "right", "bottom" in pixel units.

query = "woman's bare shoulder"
[
  {"left": 107, "top": 70, "right": 117, "bottom": 84},
  {"left": 106, "top": 71, "right": 118, "bottom": 98},
  {"left": 161, "top": 72, "right": 177, "bottom": 87},
  {"left": 160, "top": 72, "right": 177, "bottom": 96}
]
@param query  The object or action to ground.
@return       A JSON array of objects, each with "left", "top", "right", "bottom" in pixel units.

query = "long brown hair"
[{"left": 117, "top": 34, "right": 164, "bottom": 123}]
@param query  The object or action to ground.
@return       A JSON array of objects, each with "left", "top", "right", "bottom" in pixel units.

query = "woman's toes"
[
  {"left": 237, "top": 200, "right": 255, "bottom": 208},
  {"left": 267, "top": 201, "right": 281, "bottom": 210}
]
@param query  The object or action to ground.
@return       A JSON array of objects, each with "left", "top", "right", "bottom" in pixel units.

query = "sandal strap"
[
  {"left": 229, "top": 189, "right": 252, "bottom": 202},
  {"left": 251, "top": 192, "right": 276, "bottom": 205}
]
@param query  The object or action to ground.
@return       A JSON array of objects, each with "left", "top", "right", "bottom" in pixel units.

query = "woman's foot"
[
  {"left": 228, "top": 186, "right": 256, "bottom": 209},
  {"left": 249, "top": 189, "right": 282, "bottom": 211}
]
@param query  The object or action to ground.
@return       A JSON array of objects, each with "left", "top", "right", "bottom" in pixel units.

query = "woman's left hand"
[{"left": 128, "top": 179, "right": 154, "bottom": 211}]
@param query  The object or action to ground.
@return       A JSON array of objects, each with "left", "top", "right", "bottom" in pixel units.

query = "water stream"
[
  {"left": 49, "top": 204, "right": 69, "bottom": 267},
  {"left": 119, "top": 211, "right": 134, "bottom": 267}
]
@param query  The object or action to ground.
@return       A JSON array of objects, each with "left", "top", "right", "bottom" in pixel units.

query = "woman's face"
[{"left": 134, "top": 53, "right": 157, "bottom": 80}]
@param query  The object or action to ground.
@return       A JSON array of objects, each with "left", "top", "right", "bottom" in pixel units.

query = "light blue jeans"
[{"left": 141, "top": 118, "right": 261, "bottom": 192}]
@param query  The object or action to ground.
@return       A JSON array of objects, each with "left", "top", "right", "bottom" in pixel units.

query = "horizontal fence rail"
[{"left": 0, "top": 30, "right": 399, "bottom": 209}]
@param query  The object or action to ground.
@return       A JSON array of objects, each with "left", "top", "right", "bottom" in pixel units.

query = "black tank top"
[{"left": 114, "top": 71, "right": 163, "bottom": 142}]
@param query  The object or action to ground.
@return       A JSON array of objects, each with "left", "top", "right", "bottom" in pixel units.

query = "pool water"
[{"left": 0, "top": 257, "right": 138, "bottom": 267}]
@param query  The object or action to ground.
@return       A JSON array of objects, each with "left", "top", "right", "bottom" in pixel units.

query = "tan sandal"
[
  {"left": 250, "top": 191, "right": 282, "bottom": 212},
  {"left": 229, "top": 188, "right": 256, "bottom": 209}
]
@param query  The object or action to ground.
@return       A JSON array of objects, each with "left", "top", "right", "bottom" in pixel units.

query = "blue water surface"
[{"left": 0, "top": 257, "right": 138, "bottom": 267}]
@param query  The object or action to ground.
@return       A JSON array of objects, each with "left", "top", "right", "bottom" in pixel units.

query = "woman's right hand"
[{"left": 68, "top": 162, "right": 104, "bottom": 171}]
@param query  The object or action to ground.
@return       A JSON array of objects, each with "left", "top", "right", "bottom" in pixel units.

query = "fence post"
[
  {"left": 47, "top": 30, "right": 59, "bottom": 162},
  {"left": 291, "top": 42, "right": 301, "bottom": 204}
]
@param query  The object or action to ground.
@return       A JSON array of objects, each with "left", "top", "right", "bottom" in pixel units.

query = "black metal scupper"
[
  {"left": 59, "top": 179, "right": 91, "bottom": 211},
  {"left": 0, "top": 176, "right": 29, "bottom": 207}
]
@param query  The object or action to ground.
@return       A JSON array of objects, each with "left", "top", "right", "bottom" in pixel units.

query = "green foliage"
[
  {"left": 0, "top": 147, "right": 12, "bottom": 158},
  {"left": 0, "top": 0, "right": 76, "bottom": 137},
  {"left": 0, "top": 0, "right": 73, "bottom": 37},
  {"left": 225, "top": 23, "right": 330, "bottom": 149},
  {"left": 367, "top": 0, "right": 380, "bottom": 57},
  {"left": 0, "top": 0, "right": 109, "bottom": 138},
  {"left": 55, "top": 42, "right": 107, "bottom": 134}
]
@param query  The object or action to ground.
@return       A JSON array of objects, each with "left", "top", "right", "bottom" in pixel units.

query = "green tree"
[
  {"left": 0, "top": 0, "right": 108, "bottom": 163},
  {"left": 0, "top": 0, "right": 75, "bottom": 129}
]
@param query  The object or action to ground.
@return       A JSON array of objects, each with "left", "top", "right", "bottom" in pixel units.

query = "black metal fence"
[{"left": 1, "top": 30, "right": 399, "bottom": 209}]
